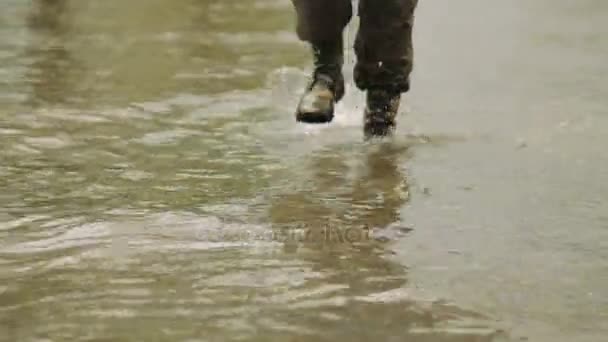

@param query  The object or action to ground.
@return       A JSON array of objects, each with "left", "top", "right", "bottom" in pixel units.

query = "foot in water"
[
  {"left": 295, "top": 73, "right": 344, "bottom": 124},
  {"left": 295, "top": 40, "right": 345, "bottom": 124},
  {"left": 363, "top": 89, "right": 401, "bottom": 138}
]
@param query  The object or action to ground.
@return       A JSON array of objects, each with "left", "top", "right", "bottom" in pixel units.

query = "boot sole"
[{"left": 295, "top": 109, "right": 334, "bottom": 124}]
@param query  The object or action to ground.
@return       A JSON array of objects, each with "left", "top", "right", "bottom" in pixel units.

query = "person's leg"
[
  {"left": 292, "top": 0, "right": 353, "bottom": 123},
  {"left": 292, "top": 0, "right": 353, "bottom": 45},
  {"left": 355, "top": 0, "right": 418, "bottom": 136}
]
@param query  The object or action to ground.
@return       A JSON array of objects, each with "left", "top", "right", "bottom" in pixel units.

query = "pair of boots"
[{"left": 295, "top": 41, "right": 401, "bottom": 137}]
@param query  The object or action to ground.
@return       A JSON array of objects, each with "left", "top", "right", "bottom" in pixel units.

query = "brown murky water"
[{"left": 1, "top": 0, "right": 607, "bottom": 341}]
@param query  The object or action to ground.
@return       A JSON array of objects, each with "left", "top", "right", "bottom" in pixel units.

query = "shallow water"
[{"left": 1, "top": 0, "right": 607, "bottom": 341}]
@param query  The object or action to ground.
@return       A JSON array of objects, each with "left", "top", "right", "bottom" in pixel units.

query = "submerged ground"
[{"left": 1, "top": 0, "right": 607, "bottom": 341}]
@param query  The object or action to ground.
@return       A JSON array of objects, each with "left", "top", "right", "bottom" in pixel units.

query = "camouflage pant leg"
[
  {"left": 354, "top": 0, "right": 418, "bottom": 93},
  {"left": 291, "top": 0, "right": 353, "bottom": 44}
]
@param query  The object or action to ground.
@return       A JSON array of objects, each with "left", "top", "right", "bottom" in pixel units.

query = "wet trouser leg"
[
  {"left": 291, "top": 0, "right": 417, "bottom": 93},
  {"left": 291, "top": 0, "right": 353, "bottom": 46},
  {"left": 354, "top": 0, "right": 418, "bottom": 93}
]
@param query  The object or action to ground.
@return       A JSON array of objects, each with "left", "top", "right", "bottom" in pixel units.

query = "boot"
[
  {"left": 295, "top": 40, "right": 345, "bottom": 124},
  {"left": 363, "top": 89, "right": 401, "bottom": 138}
]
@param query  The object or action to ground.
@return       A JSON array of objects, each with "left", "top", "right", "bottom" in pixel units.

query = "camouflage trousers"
[{"left": 291, "top": 0, "right": 418, "bottom": 93}]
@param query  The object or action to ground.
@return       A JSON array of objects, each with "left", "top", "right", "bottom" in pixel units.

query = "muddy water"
[{"left": 0, "top": 0, "right": 607, "bottom": 341}]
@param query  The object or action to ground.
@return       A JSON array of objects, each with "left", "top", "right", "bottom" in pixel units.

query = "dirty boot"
[
  {"left": 363, "top": 89, "right": 401, "bottom": 137},
  {"left": 296, "top": 40, "right": 345, "bottom": 124}
]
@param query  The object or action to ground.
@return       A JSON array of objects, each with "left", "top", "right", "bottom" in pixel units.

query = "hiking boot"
[
  {"left": 296, "top": 40, "right": 345, "bottom": 124},
  {"left": 363, "top": 89, "right": 401, "bottom": 137}
]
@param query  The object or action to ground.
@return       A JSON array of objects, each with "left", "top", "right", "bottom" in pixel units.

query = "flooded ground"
[{"left": 1, "top": 0, "right": 607, "bottom": 341}]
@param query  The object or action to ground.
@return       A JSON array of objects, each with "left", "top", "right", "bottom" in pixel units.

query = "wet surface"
[{"left": 1, "top": 0, "right": 607, "bottom": 341}]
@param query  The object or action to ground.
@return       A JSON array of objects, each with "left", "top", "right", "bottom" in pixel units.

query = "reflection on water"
[
  {"left": 262, "top": 143, "right": 505, "bottom": 341},
  {"left": 25, "top": 0, "right": 80, "bottom": 107},
  {"left": 1, "top": 0, "right": 607, "bottom": 341},
  {"left": 269, "top": 142, "right": 410, "bottom": 250}
]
